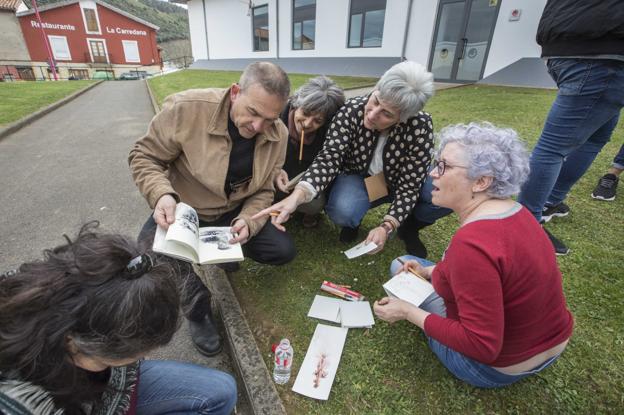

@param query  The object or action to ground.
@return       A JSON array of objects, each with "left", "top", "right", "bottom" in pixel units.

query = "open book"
[{"left": 152, "top": 202, "right": 244, "bottom": 265}]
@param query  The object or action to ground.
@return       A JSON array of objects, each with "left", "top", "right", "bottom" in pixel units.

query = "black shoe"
[
  {"left": 591, "top": 173, "right": 618, "bottom": 201},
  {"left": 189, "top": 314, "right": 223, "bottom": 357},
  {"left": 542, "top": 227, "right": 570, "bottom": 256},
  {"left": 403, "top": 231, "right": 428, "bottom": 258},
  {"left": 339, "top": 226, "right": 359, "bottom": 243},
  {"left": 217, "top": 261, "right": 240, "bottom": 273},
  {"left": 541, "top": 203, "right": 570, "bottom": 223}
]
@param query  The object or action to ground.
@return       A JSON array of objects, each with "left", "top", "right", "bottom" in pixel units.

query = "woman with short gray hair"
[
  {"left": 374, "top": 122, "right": 574, "bottom": 388},
  {"left": 274, "top": 76, "right": 345, "bottom": 227}
]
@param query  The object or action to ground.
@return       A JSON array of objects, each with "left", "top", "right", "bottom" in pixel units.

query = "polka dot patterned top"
[{"left": 301, "top": 95, "right": 434, "bottom": 225}]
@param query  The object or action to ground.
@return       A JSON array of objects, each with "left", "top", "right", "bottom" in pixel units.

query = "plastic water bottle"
[{"left": 273, "top": 338, "right": 293, "bottom": 384}]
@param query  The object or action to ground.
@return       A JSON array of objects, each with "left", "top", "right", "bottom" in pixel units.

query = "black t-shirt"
[{"left": 225, "top": 115, "right": 256, "bottom": 196}]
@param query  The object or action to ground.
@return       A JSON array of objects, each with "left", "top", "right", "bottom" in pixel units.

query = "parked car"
[{"left": 119, "top": 72, "right": 141, "bottom": 80}]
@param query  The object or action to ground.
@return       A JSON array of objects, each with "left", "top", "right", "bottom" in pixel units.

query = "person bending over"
[
  {"left": 374, "top": 123, "right": 574, "bottom": 388},
  {"left": 0, "top": 222, "right": 237, "bottom": 414}
]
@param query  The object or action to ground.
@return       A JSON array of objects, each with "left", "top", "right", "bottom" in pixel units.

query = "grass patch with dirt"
[
  {"left": 0, "top": 81, "right": 95, "bottom": 127},
  {"left": 229, "top": 85, "right": 623, "bottom": 414},
  {"left": 147, "top": 69, "right": 378, "bottom": 106}
]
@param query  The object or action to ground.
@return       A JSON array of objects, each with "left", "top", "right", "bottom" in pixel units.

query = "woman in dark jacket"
[
  {"left": 274, "top": 76, "right": 345, "bottom": 227},
  {"left": 0, "top": 222, "right": 236, "bottom": 415}
]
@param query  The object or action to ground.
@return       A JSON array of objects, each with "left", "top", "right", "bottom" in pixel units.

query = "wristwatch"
[{"left": 380, "top": 221, "right": 395, "bottom": 238}]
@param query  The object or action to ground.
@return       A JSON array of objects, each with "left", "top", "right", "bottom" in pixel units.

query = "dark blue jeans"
[
  {"left": 518, "top": 59, "right": 624, "bottom": 218},
  {"left": 612, "top": 144, "right": 624, "bottom": 170},
  {"left": 137, "top": 360, "right": 237, "bottom": 414},
  {"left": 389, "top": 255, "right": 560, "bottom": 388},
  {"left": 324, "top": 171, "right": 451, "bottom": 228}
]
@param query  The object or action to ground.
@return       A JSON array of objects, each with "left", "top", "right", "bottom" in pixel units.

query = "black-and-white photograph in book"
[{"left": 199, "top": 229, "right": 231, "bottom": 250}]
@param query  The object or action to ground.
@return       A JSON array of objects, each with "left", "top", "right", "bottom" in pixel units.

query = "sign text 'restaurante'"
[
  {"left": 31, "top": 20, "right": 76, "bottom": 30},
  {"left": 106, "top": 26, "right": 147, "bottom": 36}
]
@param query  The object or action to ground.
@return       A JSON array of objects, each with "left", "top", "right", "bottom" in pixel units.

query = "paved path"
[{"left": 0, "top": 80, "right": 251, "bottom": 413}]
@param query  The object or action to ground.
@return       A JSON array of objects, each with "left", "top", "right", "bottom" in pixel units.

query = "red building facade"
[{"left": 16, "top": 0, "right": 160, "bottom": 79}]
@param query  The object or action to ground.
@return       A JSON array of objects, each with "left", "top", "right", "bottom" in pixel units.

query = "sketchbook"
[
  {"left": 292, "top": 324, "right": 348, "bottom": 400},
  {"left": 383, "top": 271, "right": 435, "bottom": 307},
  {"left": 152, "top": 202, "right": 244, "bottom": 265}
]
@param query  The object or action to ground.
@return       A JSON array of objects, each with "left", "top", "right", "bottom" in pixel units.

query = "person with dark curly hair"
[{"left": 0, "top": 222, "right": 237, "bottom": 415}]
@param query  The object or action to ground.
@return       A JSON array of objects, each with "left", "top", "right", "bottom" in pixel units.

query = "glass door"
[{"left": 429, "top": 0, "right": 500, "bottom": 82}]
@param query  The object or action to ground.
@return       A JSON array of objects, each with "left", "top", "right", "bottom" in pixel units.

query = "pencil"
[
  {"left": 299, "top": 128, "right": 304, "bottom": 162},
  {"left": 269, "top": 212, "right": 280, "bottom": 217},
  {"left": 397, "top": 258, "right": 428, "bottom": 282}
]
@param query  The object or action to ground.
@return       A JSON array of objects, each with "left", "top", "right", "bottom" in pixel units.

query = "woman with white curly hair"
[{"left": 374, "top": 122, "right": 574, "bottom": 388}]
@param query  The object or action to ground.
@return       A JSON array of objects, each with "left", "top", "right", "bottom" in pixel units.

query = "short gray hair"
[
  {"left": 375, "top": 61, "right": 434, "bottom": 122},
  {"left": 239, "top": 61, "right": 290, "bottom": 100},
  {"left": 437, "top": 122, "right": 530, "bottom": 199},
  {"left": 290, "top": 76, "right": 345, "bottom": 119}
]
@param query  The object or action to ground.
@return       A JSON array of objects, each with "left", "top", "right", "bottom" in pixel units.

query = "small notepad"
[
  {"left": 339, "top": 301, "right": 375, "bottom": 328},
  {"left": 344, "top": 241, "right": 377, "bottom": 259},
  {"left": 307, "top": 295, "right": 342, "bottom": 323}
]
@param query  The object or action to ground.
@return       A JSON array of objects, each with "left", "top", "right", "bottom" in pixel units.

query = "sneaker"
[
  {"left": 591, "top": 173, "right": 618, "bottom": 201},
  {"left": 403, "top": 231, "right": 428, "bottom": 259},
  {"left": 542, "top": 227, "right": 570, "bottom": 256},
  {"left": 541, "top": 203, "right": 570, "bottom": 223},
  {"left": 339, "top": 226, "right": 359, "bottom": 243}
]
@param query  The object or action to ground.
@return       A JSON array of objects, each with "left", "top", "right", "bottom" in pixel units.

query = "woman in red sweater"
[{"left": 374, "top": 122, "right": 573, "bottom": 388}]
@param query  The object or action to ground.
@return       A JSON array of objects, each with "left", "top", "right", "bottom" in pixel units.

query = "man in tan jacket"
[{"left": 129, "top": 62, "right": 296, "bottom": 356}]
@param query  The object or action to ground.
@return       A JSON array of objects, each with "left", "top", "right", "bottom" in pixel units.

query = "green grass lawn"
[
  {"left": 0, "top": 81, "right": 95, "bottom": 127},
  {"left": 148, "top": 69, "right": 378, "bottom": 106},
  {"left": 226, "top": 85, "right": 623, "bottom": 413}
]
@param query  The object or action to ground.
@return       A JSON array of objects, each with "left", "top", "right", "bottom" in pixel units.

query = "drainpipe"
[
  {"left": 275, "top": 0, "right": 280, "bottom": 59},
  {"left": 32, "top": 0, "right": 58, "bottom": 80},
  {"left": 401, "top": 0, "right": 414, "bottom": 61},
  {"left": 202, "top": 0, "right": 210, "bottom": 59}
]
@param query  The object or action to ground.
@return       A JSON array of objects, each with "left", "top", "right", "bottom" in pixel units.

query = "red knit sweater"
[{"left": 424, "top": 206, "right": 574, "bottom": 366}]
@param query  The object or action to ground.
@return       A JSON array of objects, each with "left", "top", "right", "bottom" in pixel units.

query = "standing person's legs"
[
  {"left": 136, "top": 360, "right": 237, "bottom": 415},
  {"left": 547, "top": 114, "right": 620, "bottom": 206},
  {"left": 518, "top": 59, "right": 624, "bottom": 222},
  {"left": 139, "top": 217, "right": 222, "bottom": 357}
]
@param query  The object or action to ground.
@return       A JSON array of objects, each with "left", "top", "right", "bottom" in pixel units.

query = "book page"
[
  {"left": 383, "top": 272, "right": 435, "bottom": 307},
  {"left": 197, "top": 227, "right": 244, "bottom": 264},
  {"left": 292, "top": 324, "right": 348, "bottom": 400},
  {"left": 307, "top": 295, "right": 343, "bottom": 323},
  {"left": 164, "top": 202, "right": 200, "bottom": 253},
  {"left": 344, "top": 241, "right": 377, "bottom": 259},
  {"left": 152, "top": 225, "right": 199, "bottom": 263},
  {"left": 340, "top": 301, "right": 374, "bottom": 328}
]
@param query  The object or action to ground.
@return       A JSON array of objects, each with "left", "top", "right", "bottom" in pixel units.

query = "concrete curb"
[
  {"left": 200, "top": 266, "right": 287, "bottom": 415},
  {"left": 144, "top": 78, "right": 160, "bottom": 114},
  {"left": 0, "top": 81, "right": 104, "bottom": 141}
]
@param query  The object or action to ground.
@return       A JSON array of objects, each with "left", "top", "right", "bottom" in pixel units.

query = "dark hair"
[
  {"left": 0, "top": 222, "right": 180, "bottom": 412},
  {"left": 239, "top": 61, "right": 291, "bottom": 100}
]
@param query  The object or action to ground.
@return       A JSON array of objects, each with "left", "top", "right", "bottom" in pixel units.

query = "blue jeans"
[
  {"left": 325, "top": 172, "right": 451, "bottom": 228},
  {"left": 612, "top": 144, "right": 624, "bottom": 170},
  {"left": 518, "top": 59, "right": 624, "bottom": 218},
  {"left": 137, "top": 360, "right": 237, "bottom": 415},
  {"left": 389, "top": 255, "right": 560, "bottom": 388}
]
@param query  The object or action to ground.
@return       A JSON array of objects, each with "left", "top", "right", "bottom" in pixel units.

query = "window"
[
  {"left": 83, "top": 8, "right": 99, "bottom": 32},
  {"left": 48, "top": 36, "right": 71, "bottom": 60},
  {"left": 292, "top": 0, "right": 315, "bottom": 50},
  {"left": 252, "top": 4, "right": 269, "bottom": 51},
  {"left": 348, "top": 0, "right": 386, "bottom": 48},
  {"left": 122, "top": 40, "right": 140, "bottom": 63}
]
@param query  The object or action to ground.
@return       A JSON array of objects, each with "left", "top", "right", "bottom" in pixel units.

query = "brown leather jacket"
[{"left": 129, "top": 87, "right": 288, "bottom": 237}]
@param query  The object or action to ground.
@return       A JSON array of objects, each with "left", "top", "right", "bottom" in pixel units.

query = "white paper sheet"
[
  {"left": 292, "top": 324, "right": 349, "bottom": 400},
  {"left": 307, "top": 295, "right": 343, "bottom": 323},
  {"left": 340, "top": 301, "right": 374, "bottom": 328},
  {"left": 383, "top": 271, "right": 435, "bottom": 307},
  {"left": 344, "top": 241, "right": 377, "bottom": 259}
]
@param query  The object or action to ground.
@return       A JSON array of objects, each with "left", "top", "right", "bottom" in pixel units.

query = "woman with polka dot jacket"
[{"left": 255, "top": 61, "right": 451, "bottom": 257}]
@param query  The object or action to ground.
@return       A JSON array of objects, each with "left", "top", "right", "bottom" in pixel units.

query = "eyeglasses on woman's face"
[{"left": 433, "top": 158, "right": 469, "bottom": 176}]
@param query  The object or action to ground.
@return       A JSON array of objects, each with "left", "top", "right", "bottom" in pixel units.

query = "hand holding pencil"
[{"left": 396, "top": 257, "right": 431, "bottom": 281}]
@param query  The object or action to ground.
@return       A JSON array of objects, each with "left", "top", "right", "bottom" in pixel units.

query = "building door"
[
  {"left": 429, "top": 0, "right": 500, "bottom": 82},
  {"left": 89, "top": 40, "right": 107, "bottom": 63}
]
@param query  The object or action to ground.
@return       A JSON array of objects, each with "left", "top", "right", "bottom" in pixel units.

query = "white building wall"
[
  {"left": 403, "top": 0, "right": 439, "bottom": 65},
  {"left": 482, "top": 0, "right": 546, "bottom": 77},
  {"left": 187, "top": 0, "right": 208, "bottom": 60}
]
